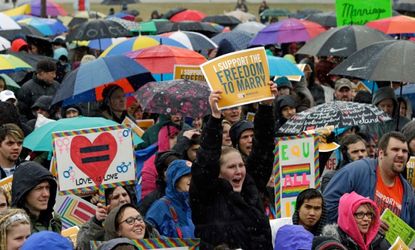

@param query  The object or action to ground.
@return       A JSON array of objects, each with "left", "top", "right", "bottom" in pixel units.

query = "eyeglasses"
[
  {"left": 121, "top": 215, "right": 143, "bottom": 225},
  {"left": 354, "top": 212, "right": 374, "bottom": 219}
]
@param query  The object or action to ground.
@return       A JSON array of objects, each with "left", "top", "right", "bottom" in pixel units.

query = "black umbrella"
[
  {"left": 211, "top": 30, "right": 254, "bottom": 50},
  {"left": 330, "top": 40, "right": 415, "bottom": 82},
  {"left": 68, "top": 17, "right": 88, "bottom": 29},
  {"left": 297, "top": 25, "right": 392, "bottom": 58},
  {"left": 305, "top": 11, "right": 337, "bottom": 27},
  {"left": 66, "top": 20, "right": 131, "bottom": 42},
  {"left": 156, "top": 21, "right": 219, "bottom": 38},
  {"left": 202, "top": 15, "right": 241, "bottom": 28},
  {"left": 293, "top": 9, "right": 322, "bottom": 19},
  {"left": 0, "top": 24, "right": 43, "bottom": 41},
  {"left": 278, "top": 101, "right": 391, "bottom": 134},
  {"left": 162, "top": 7, "right": 187, "bottom": 19}
]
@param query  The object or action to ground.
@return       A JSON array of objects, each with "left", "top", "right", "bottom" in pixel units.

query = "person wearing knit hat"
[
  {"left": 21, "top": 231, "right": 72, "bottom": 250},
  {"left": 312, "top": 236, "right": 347, "bottom": 250},
  {"left": 11, "top": 38, "right": 29, "bottom": 52},
  {"left": 229, "top": 120, "right": 254, "bottom": 158},
  {"left": 274, "top": 76, "right": 293, "bottom": 96}
]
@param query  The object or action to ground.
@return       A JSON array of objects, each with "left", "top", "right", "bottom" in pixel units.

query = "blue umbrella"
[
  {"left": 52, "top": 55, "right": 155, "bottom": 105},
  {"left": 267, "top": 55, "right": 304, "bottom": 77},
  {"left": 211, "top": 30, "right": 254, "bottom": 50}
]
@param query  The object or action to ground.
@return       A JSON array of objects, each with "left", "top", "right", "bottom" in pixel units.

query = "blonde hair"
[
  {"left": 219, "top": 146, "right": 241, "bottom": 166},
  {"left": 0, "top": 187, "right": 10, "bottom": 208},
  {"left": 0, "top": 209, "right": 30, "bottom": 250}
]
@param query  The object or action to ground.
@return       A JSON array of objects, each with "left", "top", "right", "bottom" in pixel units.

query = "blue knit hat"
[
  {"left": 275, "top": 76, "right": 293, "bottom": 89},
  {"left": 21, "top": 231, "right": 73, "bottom": 250}
]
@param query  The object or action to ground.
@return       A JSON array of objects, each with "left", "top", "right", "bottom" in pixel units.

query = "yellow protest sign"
[
  {"left": 62, "top": 226, "right": 80, "bottom": 246},
  {"left": 407, "top": 157, "right": 415, "bottom": 190},
  {"left": 174, "top": 65, "right": 205, "bottom": 81},
  {"left": 389, "top": 237, "right": 410, "bottom": 250},
  {"left": 0, "top": 175, "right": 13, "bottom": 204},
  {"left": 201, "top": 47, "right": 272, "bottom": 109}
]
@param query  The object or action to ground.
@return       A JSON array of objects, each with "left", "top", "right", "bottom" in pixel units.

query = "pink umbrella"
[
  {"left": 170, "top": 10, "right": 207, "bottom": 22},
  {"left": 30, "top": 0, "right": 68, "bottom": 17}
]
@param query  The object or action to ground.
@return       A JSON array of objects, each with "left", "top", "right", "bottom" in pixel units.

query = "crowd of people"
[{"left": 0, "top": 2, "right": 415, "bottom": 250}]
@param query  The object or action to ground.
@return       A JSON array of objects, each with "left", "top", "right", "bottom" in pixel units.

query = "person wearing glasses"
[
  {"left": 104, "top": 203, "right": 159, "bottom": 241},
  {"left": 321, "top": 192, "right": 390, "bottom": 250}
]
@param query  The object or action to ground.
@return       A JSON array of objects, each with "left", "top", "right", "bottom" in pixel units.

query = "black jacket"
[{"left": 190, "top": 105, "right": 274, "bottom": 250}]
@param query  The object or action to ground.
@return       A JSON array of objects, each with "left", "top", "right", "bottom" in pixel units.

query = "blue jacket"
[
  {"left": 323, "top": 158, "right": 415, "bottom": 229},
  {"left": 146, "top": 160, "right": 195, "bottom": 238}
]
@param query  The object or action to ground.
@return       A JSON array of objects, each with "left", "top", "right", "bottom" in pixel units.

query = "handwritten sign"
[
  {"left": 273, "top": 135, "right": 319, "bottom": 218},
  {"left": 201, "top": 47, "right": 272, "bottom": 109},
  {"left": 381, "top": 208, "right": 415, "bottom": 246},
  {"left": 90, "top": 238, "right": 200, "bottom": 250},
  {"left": 54, "top": 194, "right": 97, "bottom": 229},
  {"left": 174, "top": 65, "right": 205, "bottom": 81},
  {"left": 53, "top": 125, "right": 136, "bottom": 194},
  {"left": 336, "top": 0, "right": 392, "bottom": 26}
]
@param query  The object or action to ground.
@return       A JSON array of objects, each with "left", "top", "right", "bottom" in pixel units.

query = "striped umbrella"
[
  {"left": 0, "top": 13, "right": 21, "bottom": 30},
  {"left": 18, "top": 17, "right": 67, "bottom": 36},
  {"left": 159, "top": 31, "right": 217, "bottom": 51},
  {"left": 0, "top": 54, "right": 32, "bottom": 73}
]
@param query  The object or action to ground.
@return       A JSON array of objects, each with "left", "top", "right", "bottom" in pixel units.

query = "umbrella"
[
  {"left": 0, "top": 13, "right": 21, "bottom": 30},
  {"left": 126, "top": 45, "right": 207, "bottom": 74},
  {"left": 297, "top": 25, "right": 392, "bottom": 58},
  {"left": 0, "top": 36, "right": 11, "bottom": 51},
  {"left": 260, "top": 9, "right": 292, "bottom": 17},
  {"left": 170, "top": 9, "right": 207, "bottom": 22},
  {"left": 329, "top": 40, "right": 415, "bottom": 83},
  {"left": 159, "top": 31, "right": 217, "bottom": 51},
  {"left": 233, "top": 21, "right": 266, "bottom": 36},
  {"left": 66, "top": 20, "right": 131, "bottom": 43},
  {"left": 278, "top": 101, "right": 391, "bottom": 134},
  {"left": 0, "top": 24, "right": 43, "bottom": 41},
  {"left": 30, "top": 0, "right": 68, "bottom": 17},
  {"left": 106, "top": 17, "right": 141, "bottom": 32},
  {"left": 23, "top": 117, "right": 143, "bottom": 152},
  {"left": 267, "top": 55, "right": 304, "bottom": 77},
  {"left": 162, "top": 7, "right": 187, "bottom": 19},
  {"left": 67, "top": 17, "right": 88, "bottom": 29},
  {"left": 52, "top": 55, "right": 154, "bottom": 105},
  {"left": 304, "top": 11, "right": 337, "bottom": 27},
  {"left": 224, "top": 9, "right": 256, "bottom": 22},
  {"left": 0, "top": 54, "right": 32, "bottom": 73},
  {"left": 100, "top": 35, "right": 186, "bottom": 57},
  {"left": 366, "top": 15, "right": 415, "bottom": 34},
  {"left": 250, "top": 18, "right": 326, "bottom": 45},
  {"left": 156, "top": 21, "right": 219, "bottom": 38},
  {"left": 135, "top": 79, "right": 210, "bottom": 118},
  {"left": 294, "top": 9, "right": 323, "bottom": 19},
  {"left": 8, "top": 51, "right": 54, "bottom": 68},
  {"left": 18, "top": 17, "right": 68, "bottom": 36},
  {"left": 211, "top": 30, "right": 254, "bottom": 51},
  {"left": 87, "top": 37, "right": 127, "bottom": 50},
  {"left": 0, "top": 74, "right": 20, "bottom": 92},
  {"left": 201, "top": 15, "right": 241, "bottom": 28}
]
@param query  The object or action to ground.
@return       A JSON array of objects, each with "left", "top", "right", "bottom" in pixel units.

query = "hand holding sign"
[{"left": 209, "top": 90, "right": 222, "bottom": 119}]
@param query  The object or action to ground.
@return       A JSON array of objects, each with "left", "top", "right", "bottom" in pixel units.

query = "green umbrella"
[
  {"left": 23, "top": 116, "right": 143, "bottom": 152},
  {"left": 137, "top": 21, "right": 157, "bottom": 35},
  {"left": 260, "top": 9, "right": 292, "bottom": 17},
  {"left": 0, "top": 74, "right": 20, "bottom": 93}
]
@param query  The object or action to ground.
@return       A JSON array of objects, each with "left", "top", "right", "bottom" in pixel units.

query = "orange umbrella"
[
  {"left": 366, "top": 15, "right": 415, "bottom": 34},
  {"left": 170, "top": 9, "right": 207, "bottom": 22},
  {"left": 126, "top": 45, "right": 207, "bottom": 74}
]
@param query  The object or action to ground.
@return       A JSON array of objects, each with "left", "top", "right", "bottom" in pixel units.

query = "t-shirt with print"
[{"left": 374, "top": 168, "right": 403, "bottom": 216}]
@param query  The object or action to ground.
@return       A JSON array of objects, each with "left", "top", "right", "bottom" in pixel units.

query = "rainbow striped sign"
[
  {"left": 273, "top": 134, "right": 319, "bottom": 218},
  {"left": 54, "top": 194, "right": 96, "bottom": 229},
  {"left": 90, "top": 238, "right": 200, "bottom": 250}
]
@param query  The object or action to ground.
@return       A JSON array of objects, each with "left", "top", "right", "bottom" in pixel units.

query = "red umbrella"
[
  {"left": 170, "top": 10, "right": 207, "bottom": 22},
  {"left": 126, "top": 45, "right": 207, "bottom": 74},
  {"left": 366, "top": 15, "right": 415, "bottom": 34}
]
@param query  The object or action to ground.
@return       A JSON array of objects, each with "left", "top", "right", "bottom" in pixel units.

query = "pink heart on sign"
[{"left": 70, "top": 132, "right": 117, "bottom": 186}]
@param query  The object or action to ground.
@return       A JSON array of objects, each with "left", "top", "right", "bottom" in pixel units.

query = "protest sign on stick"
[
  {"left": 336, "top": 0, "right": 392, "bottom": 26},
  {"left": 53, "top": 125, "right": 136, "bottom": 196},
  {"left": 174, "top": 64, "right": 206, "bottom": 82},
  {"left": 90, "top": 238, "right": 200, "bottom": 250},
  {"left": 55, "top": 194, "right": 97, "bottom": 229},
  {"left": 274, "top": 134, "right": 319, "bottom": 218},
  {"left": 381, "top": 208, "right": 415, "bottom": 247},
  {"left": 201, "top": 47, "right": 272, "bottom": 109}
]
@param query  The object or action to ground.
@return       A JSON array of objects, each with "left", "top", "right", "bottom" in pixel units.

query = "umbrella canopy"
[
  {"left": 0, "top": 13, "right": 21, "bottom": 31},
  {"left": 126, "top": 45, "right": 207, "bottom": 74},
  {"left": 297, "top": 25, "right": 392, "bottom": 57},
  {"left": 162, "top": 7, "right": 187, "bottom": 19},
  {"left": 18, "top": 17, "right": 68, "bottom": 36},
  {"left": 267, "top": 55, "right": 304, "bottom": 77},
  {"left": 66, "top": 20, "right": 131, "bottom": 42},
  {"left": 156, "top": 21, "right": 219, "bottom": 38},
  {"left": 23, "top": 117, "right": 143, "bottom": 152},
  {"left": 8, "top": 51, "right": 54, "bottom": 68},
  {"left": 0, "top": 24, "right": 43, "bottom": 41},
  {"left": 278, "top": 101, "right": 391, "bottom": 134},
  {"left": 250, "top": 18, "right": 326, "bottom": 45},
  {"left": 304, "top": 11, "right": 337, "bottom": 27},
  {"left": 212, "top": 30, "right": 254, "bottom": 51},
  {"left": 170, "top": 9, "right": 207, "bottom": 22},
  {"left": 0, "top": 36, "right": 11, "bottom": 51},
  {"left": 366, "top": 15, "right": 415, "bottom": 34},
  {"left": 202, "top": 15, "right": 240, "bottom": 28},
  {"left": 0, "top": 54, "right": 32, "bottom": 73},
  {"left": 260, "top": 8, "right": 292, "bottom": 17},
  {"left": 136, "top": 79, "right": 210, "bottom": 118},
  {"left": 159, "top": 31, "right": 217, "bottom": 51},
  {"left": 30, "top": 0, "right": 68, "bottom": 17},
  {"left": 233, "top": 21, "right": 266, "bottom": 36},
  {"left": 87, "top": 37, "right": 127, "bottom": 50},
  {"left": 330, "top": 40, "right": 415, "bottom": 82},
  {"left": 0, "top": 74, "right": 20, "bottom": 92},
  {"left": 52, "top": 55, "right": 154, "bottom": 105},
  {"left": 100, "top": 35, "right": 186, "bottom": 57},
  {"left": 106, "top": 17, "right": 141, "bottom": 32},
  {"left": 224, "top": 9, "right": 256, "bottom": 22}
]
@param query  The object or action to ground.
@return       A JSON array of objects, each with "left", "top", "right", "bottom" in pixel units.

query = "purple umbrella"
[
  {"left": 250, "top": 18, "right": 326, "bottom": 45},
  {"left": 30, "top": 0, "right": 68, "bottom": 17}
]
